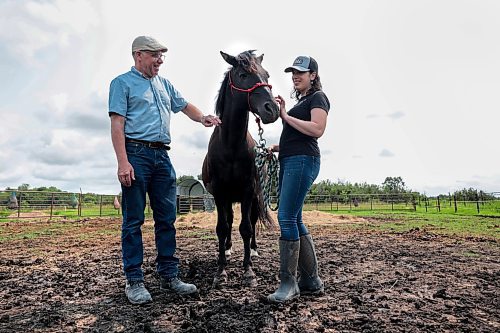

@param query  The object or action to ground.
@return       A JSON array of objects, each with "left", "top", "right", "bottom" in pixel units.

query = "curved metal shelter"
[
  {"left": 176, "top": 179, "right": 206, "bottom": 197},
  {"left": 176, "top": 179, "right": 214, "bottom": 214}
]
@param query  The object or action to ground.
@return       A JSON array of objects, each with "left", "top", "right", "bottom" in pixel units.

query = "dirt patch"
[
  {"left": 8, "top": 210, "right": 51, "bottom": 218},
  {"left": 0, "top": 212, "right": 498, "bottom": 332}
]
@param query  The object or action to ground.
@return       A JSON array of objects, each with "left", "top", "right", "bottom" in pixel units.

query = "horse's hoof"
[
  {"left": 243, "top": 269, "right": 257, "bottom": 287},
  {"left": 243, "top": 276, "right": 258, "bottom": 287},
  {"left": 212, "top": 270, "right": 228, "bottom": 288},
  {"left": 212, "top": 278, "right": 221, "bottom": 289},
  {"left": 250, "top": 249, "right": 259, "bottom": 257},
  {"left": 225, "top": 249, "right": 232, "bottom": 256}
]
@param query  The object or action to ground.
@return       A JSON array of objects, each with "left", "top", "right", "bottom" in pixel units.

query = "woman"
[{"left": 267, "top": 55, "right": 330, "bottom": 303}]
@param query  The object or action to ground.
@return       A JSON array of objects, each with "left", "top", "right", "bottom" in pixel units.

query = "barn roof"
[{"left": 176, "top": 179, "right": 207, "bottom": 196}]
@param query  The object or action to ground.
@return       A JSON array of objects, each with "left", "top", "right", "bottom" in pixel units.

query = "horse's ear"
[
  {"left": 220, "top": 51, "right": 238, "bottom": 67},
  {"left": 257, "top": 54, "right": 264, "bottom": 64}
]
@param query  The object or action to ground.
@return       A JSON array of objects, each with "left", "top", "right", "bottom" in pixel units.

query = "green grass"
[
  {"left": 303, "top": 199, "right": 500, "bottom": 217},
  {"left": 2, "top": 205, "right": 499, "bottom": 242},
  {"left": 77, "top": 228, "right": 120, "bottom": 240},
  {"left": 183, "top": 229, "right": 218, "bottom": 240},
  {"left": 0, "top": 206, "right": 149, "bottom": 222},
  {"left": 462, "top": 250, "right": 481, "bottom": 257},
  {"left": 0, "top": 222, "right": 75, "bottom": 242},
  {"left": 0, "top": 210, "right": 10, "bottom": 218},
  {"left": 324, "top": 210, "right": 499, "bottom": 239}
]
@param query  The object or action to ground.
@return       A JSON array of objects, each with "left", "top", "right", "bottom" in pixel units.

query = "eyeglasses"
[{"left": 140, "top": 50, "right": 165, "bottom": 61}]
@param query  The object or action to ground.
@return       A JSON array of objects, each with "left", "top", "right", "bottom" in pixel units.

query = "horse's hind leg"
[
  {"left": 225, "top": 206, "right": 234, "bottom": 257},
  {"left": 240, "top": 199, "right": 257, "bottom": 287},
  {"left": 250, "top": 201, "right": 259, "bottom": 257}
]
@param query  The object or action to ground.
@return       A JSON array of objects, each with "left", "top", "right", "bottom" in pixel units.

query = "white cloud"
[
  {"left": 0, "top": 0, "right": 499, "bottom": 196},
  {"left": 387, "top": 111, "right": 405, "bottom": 120},
  {"left": 379, "top": 149, "right": 394, "bottom": 158},
  {"left": 0, "top": 0, "right": 99, "bottom": 64}
]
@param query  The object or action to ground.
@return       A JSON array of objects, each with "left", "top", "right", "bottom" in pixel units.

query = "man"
[{"left": 108, "top": 36, "right": 221, "bottom": 304}]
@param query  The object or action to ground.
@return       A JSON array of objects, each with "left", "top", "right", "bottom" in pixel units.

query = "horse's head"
[{"left": 221, "top": 50, "right": 279, "bottom": 124}]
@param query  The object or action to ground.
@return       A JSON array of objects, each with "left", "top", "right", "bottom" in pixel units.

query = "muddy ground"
[{"left": 0, "top": 211, "right": 498, "bottom": 332}]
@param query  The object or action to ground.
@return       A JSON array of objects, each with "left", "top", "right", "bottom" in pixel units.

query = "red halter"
[{"left": 228, "top": 71, "right": 273, "bottom": 117}]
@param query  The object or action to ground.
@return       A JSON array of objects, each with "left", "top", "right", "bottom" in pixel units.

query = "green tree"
[
  {"left": 176, "top": 175, "right": 195, "bottom": 185},
  {"left": 18, "top": 184, "right": 30, "bottom": 191},
  {"left": 382, "top": 177, "right": 407, "bottom": 193}
]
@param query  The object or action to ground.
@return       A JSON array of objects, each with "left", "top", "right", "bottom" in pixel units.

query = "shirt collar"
[{"left": 131, "top": 66, "right": 151, "bottom": 80}]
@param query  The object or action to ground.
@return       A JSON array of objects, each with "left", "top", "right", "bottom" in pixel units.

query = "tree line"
[{"left": 2, "top": 177, "right": 497, "bottom": 206}]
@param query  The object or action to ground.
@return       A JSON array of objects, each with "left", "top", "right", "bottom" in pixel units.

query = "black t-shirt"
[{"left": 278, "top": 91, "right": 330, "bottom": 159}]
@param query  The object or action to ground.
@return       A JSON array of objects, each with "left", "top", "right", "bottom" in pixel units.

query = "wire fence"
[
  {"left": 300, "top": 192, "right": 500, "bottom": 216},
  {"left": 1, "top": 190, "right": 499, "bottom": 220}
]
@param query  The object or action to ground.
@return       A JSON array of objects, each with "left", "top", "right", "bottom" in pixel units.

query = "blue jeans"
[
  {"left": 278, "top": 155, "right": 320, "bottom": 241},
  {"left": 121, "top": 142, "right": 178, "bottom": 281}
]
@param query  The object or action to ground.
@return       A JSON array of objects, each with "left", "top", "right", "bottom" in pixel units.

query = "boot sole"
[
  {"left": 267, "top": 293, "right": 300, "bottom": 303},
  {"left": 299, "top": 288, "right": 324, "bottom": 296},
  {"left": 160, "top": 286, "right": 198, "bottom": 295},
  {"left": 127, "top": 296, "right": 152, "bottom": 305}
]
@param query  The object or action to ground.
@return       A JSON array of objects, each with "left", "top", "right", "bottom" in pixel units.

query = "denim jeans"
[
  {"left": 277, "top": 155, "right": 320, "bottom": 241},
  {"left": 121, "top": 142, "right": 179, "bottom": 281}
]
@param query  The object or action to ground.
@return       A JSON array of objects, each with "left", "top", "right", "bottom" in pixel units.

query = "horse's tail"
[{"left": 254, "top": 176, "right": 276, "bottom": 229}]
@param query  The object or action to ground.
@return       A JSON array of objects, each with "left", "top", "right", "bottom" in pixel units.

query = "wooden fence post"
[
  {"left": 78, "top": 193, "right": 82, "bottom": 216},
  {"left": 17, "top": 192, "right": 22, "bottom": 218},
  {"left": 476, "top": 192, "right": 480, "bottom": 214},
  {"left": 50, "top": 193, "right": 54, "bottom": 219},
  {"left": 454, "top": 195, "right": 457, "bottom": 213}
]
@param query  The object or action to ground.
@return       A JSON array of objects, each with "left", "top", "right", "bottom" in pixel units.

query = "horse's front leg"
[
  {"left": 239, "top": 197, "right": 257, "bottom": 287},
  {"left": 250, "top": 200, "right": 259, "bottom": 258},
  {"left": 213, "top": 200, "right": 231, "bottom": 288}
]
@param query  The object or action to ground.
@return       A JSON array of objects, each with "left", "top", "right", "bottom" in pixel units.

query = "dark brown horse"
[{"left": 202, "top": 50, "right": 279, "bottom": 287}]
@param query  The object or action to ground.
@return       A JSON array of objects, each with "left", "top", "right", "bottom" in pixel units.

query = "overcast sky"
[{"left": 0, "top": 0, "right": 499, "bottom": 196}]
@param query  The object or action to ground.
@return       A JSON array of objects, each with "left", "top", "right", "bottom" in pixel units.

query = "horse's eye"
[{"left": 239, "top": 73, "right": 248, "bottom": 80}]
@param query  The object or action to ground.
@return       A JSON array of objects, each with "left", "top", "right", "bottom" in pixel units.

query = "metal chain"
[{"left": 254, "top": 122, "right": 280, "bottom": 211}]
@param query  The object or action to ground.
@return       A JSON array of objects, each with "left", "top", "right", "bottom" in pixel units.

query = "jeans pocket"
[{"left": 126, "top": 143, "right": 145, "bottom": 156}]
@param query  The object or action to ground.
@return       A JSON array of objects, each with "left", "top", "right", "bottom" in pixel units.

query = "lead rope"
[{"left": 253, "top": 116, "right": 280, "bottom": 211}]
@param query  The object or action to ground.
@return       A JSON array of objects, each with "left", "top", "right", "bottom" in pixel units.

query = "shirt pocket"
[{"left": 157, "top": 88, "right": 171, "bottom": 110}]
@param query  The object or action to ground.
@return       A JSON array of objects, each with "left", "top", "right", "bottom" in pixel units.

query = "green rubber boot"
[
  {"left": 267, "top": 239, "right": 300, "bottom": 303},
  {"left": 298, "top": 234, "right": 324, "bottom": 295}
]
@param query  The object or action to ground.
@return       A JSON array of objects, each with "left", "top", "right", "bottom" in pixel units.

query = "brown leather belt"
[{"left": 126, "top": 138, "right": 170, "bottom": 150}]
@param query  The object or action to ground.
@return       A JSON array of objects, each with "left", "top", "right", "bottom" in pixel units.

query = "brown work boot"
[
  {"left": 160, "top": 276, "right": 197, "bottom": 295},
  {"left": 125, "top": 280, "right": 152, "bottom": 305}
]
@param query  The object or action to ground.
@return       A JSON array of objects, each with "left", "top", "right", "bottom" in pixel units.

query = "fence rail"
[{"left": 1, "top": 190, "right": 499, "bottom": 219}]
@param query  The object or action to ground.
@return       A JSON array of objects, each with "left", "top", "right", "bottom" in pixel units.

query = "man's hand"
[
  {"left": 117, "top": 161, "right": 135, "bottom": 187},
  {"left": 200, "top": 114, "right": 222, "bottom": 127}
]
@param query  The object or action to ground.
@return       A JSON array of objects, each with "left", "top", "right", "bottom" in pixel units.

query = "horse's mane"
[
  {"left": 215, "top": 50, "right": 260, "bottom": 119},
  {"left": 215, "top": 74, "right": 229, "bottom": 118}
]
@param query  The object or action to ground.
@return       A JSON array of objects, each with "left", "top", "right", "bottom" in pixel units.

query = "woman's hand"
[
  {"left": 275, "top": 95, "right": 288, "bottom": 121},
  {"left": 268, "top": 144, "right": 279, "bottom": 153}
]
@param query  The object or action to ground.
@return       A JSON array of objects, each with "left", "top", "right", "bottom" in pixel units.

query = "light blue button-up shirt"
[{"left": 108, "top": 67, "right": 188, "bottom": 144}]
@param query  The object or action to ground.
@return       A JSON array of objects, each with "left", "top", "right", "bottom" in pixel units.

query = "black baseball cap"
[{"left": 284, "top": 56, "right": 318, "bottom": 73}]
